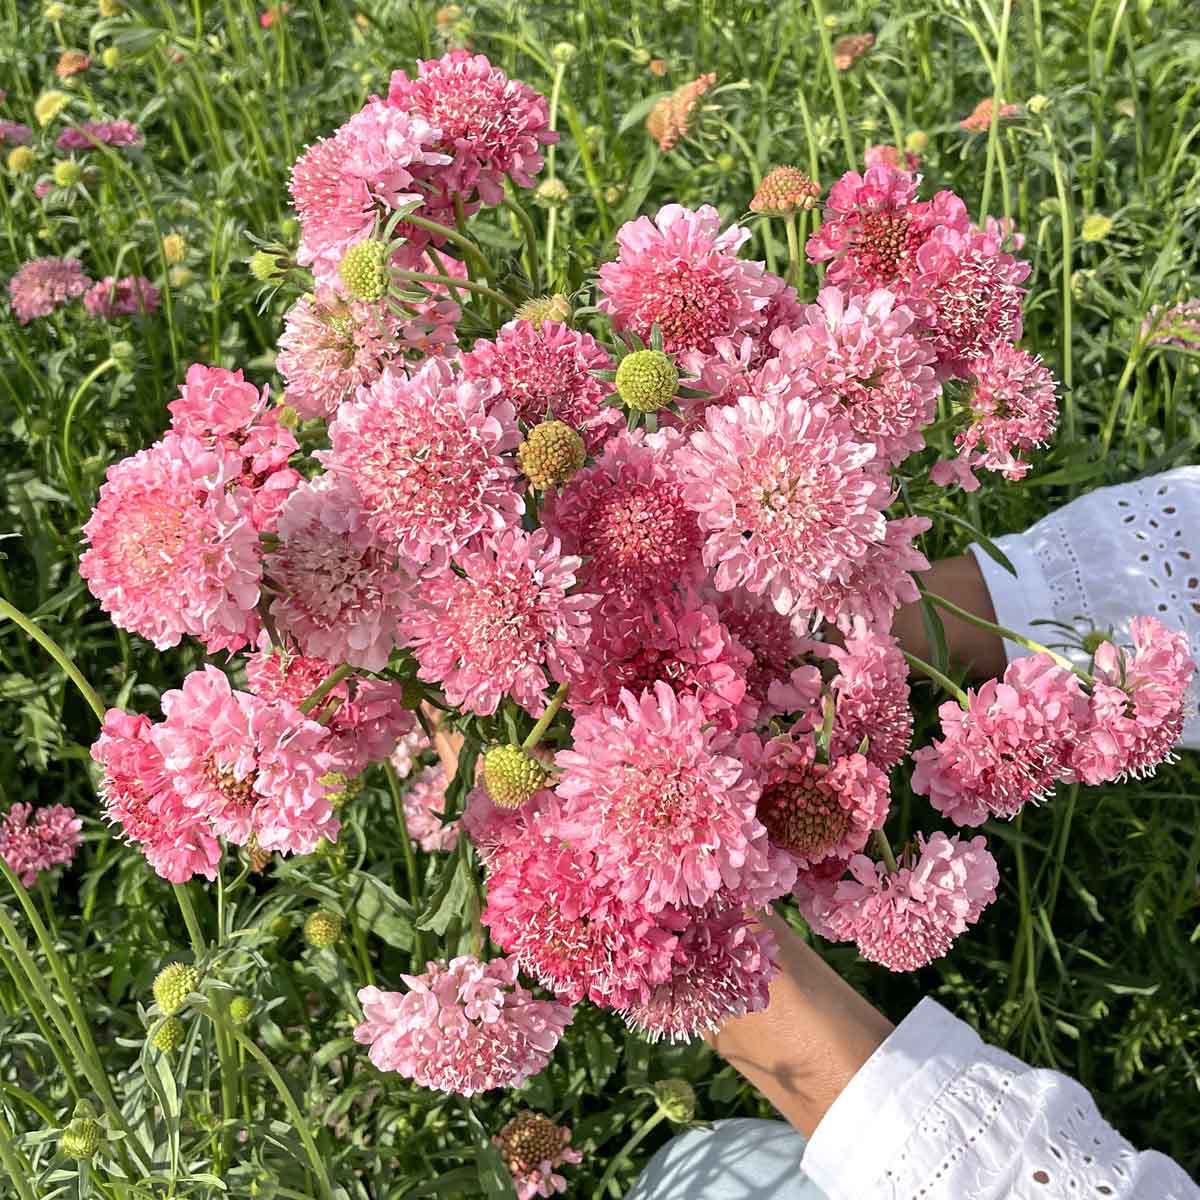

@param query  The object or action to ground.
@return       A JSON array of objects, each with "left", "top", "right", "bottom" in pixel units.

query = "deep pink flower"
[
  {"left": 83, "top": 275, "right": 161, "bottom": 318},
  {"left": 494, "top": 1112, "right": 582, "bottom": 1200},
  {"left": 598, "top": 204, "right": 783, "bottom": 354},
  {"left": 554, "top": 682, "right": 793, "bottom": 912},
  {"left": 676, "top": 393, "right": 891, "bottom": 617},
  {"left": 323, "top": 356, "right": 523, "bottom": 565},
  {"left": 399, "top": 526, "right": 594, "bottom": 716},
  {"left": 710, "top": 587, "right": 810, "bottom": 710},
  {"left": 7, "top": 256, "right": 91, "bottom": 323},
  {"left": 402, "top": 764, "right": 460, "bottom": 852},
  {"left": 794, "top": 832, "right": 998, "bottom": 971},
  {"left": 912, "top": 655, "right": 1088, "bottom": 826},
  {"left": 354, "top": 954, "right": 573, "bottom": 1095},
  {"left": 56, "top": 120, "right": 141, "bottom": 151},
  {"left": 0, "top": 803, "right": 82, "bottom": 886},
  {"left": 386, "top": 51, "right": 557, "bottom": 205},
  {"left": 960, "top": 98, "right": 1023, "bottom": 133},
  {"left": 80, "top": 433, "right": 262, "bottom": 653},
  {"left": 266, "top": 473, "right": 412, "bottom": 671},
  {"left": 0, "top": 120, "right": 33, "bottom": 146},
  {"left": 541, "top": 427, "right": 703, "bottom": 606},
  {"left": 828, "top": 630, "right": 913, "bottom": 770},
  {"left": 460, "top": 318, "right": 621, "bottom": 451}
]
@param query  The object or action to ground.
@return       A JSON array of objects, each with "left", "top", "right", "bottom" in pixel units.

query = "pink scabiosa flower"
[
  {"left": 864, "top": 143, "right": 920, "bottom": 171},
  {"left": 266, "top": 473, "right": 412, "bottom": 672},
  {"left": 0, "top": 803, "right": 82, "bottom": 886},
  {"left": 56, "top": 120, "right": 142, "bottom": 151},
  {"left": 153, "top": 666, "right": 337, "bottom": 855},
  {"left": 541, "top": 427, "right": 704, "bottom": 606},
  {"left": 622, "top": 903, "right": 778, "bottom": 1043},
  {"left": 83, "top": 275, "right": 161, "bottom": 318},
  {"left": 769, "top": 286, "right": 940, "bottom": 464},
  {"left": 289, "top": 98, "right": 450, "bottom": 282},
  {"left": 795, "top": 832, "right": 998, "bottom": 971},
  {"left": 598, "top": 204, "right": 783, "bottom": 355},
  {"left": 323, "top": 356, "right": 523, "bottom": 565},
  {"left": 912, "top": 655, "right": 1088, "bottom": 826},
  {"left": 90, "top": 709, "right": 222, "bottom": 882},
  {"left": 7, "top": 256, "right": 91, "bottom": 323},
  {"left": 80, "top": 434, "right": 262, "bottom": 653},
  {"left": 390, "top": 727, "right": 428, "bottom": 780},
  {"left": 554, "top": 682, "right": 793, "bottom": 912},
  {"left": 710, "top": 587, "right": 809, "bottom": 709},
  {"left": 675, "top": 392, "right": 891, "bottom": 617},
  {"left": 1072, "top": 617, "right": 1195, "bottom": 783},
  {"left": 672, "top": 335, "right": 759, "bottom": 431},
  {"left": 402, "top": 764, "right": 460, "bottom": 852},
  {"left": 828, "top": 631, "right": 913, "bottom": 771},
  {"left": 386, "top": 50, "right": 557, "bottom": 205},
  {"left": 960, "top": 98, "right": 1023, "bottom": 133},
  {"left": 1141, "top": 300, "right": 1200, "bottom": 351},
  {"left": 460, "top": 318, "right": 621, "bottom": 451},
  {"left": 0, "top": 120, "right": 33, "bottom": 146},
  {"left": 493, "top": 1112, "right": 582, "bottom": 1200},
  {"left": 757, "top": 735, "right": 890, "bottom": 870},
  {"left": 399, "top": 526, "right": 594, "bottom": 716},
  {"left": 353, "top": 954, "right": 573, "bottom": 1095},
  {"left": 568, "top": 591, "right": 755, "bottom": 733}
]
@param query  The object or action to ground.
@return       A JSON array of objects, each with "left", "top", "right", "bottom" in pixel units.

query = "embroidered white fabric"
[
  {"left": 802, "top": 998, "right": 1199, "bottom": 1200},
  {"left": 968, "top": 466, "right": 1200, "bottom": 749}
]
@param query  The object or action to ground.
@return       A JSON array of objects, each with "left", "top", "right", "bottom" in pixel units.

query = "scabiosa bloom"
[
  {"left": 960, "top": 98, "right": 1023, "bottom": 133},
  {"left": 622, "top": 904, "right": 778, "bottom": 1042},
  {"left": 56, "top": 120, "right": 141, "bottom": 151},
  {"left": 323, "top": 356, "right": 522, "bottom": 565},
  {"left": 80, "top": 434, "right": 262, "bottom": 653},
  {"left": 646, "top": 72, "right": 716, "bottom": 152},
  {"left": 0, "top": 803, "right": 82, "bottom": 886},
  {"left": 757, "top": 735, "right": 890, "bottom": 870},
  {"left": 493, "top": 1112, "right": 582, "bottom": 1200},
  {"left": 460, "top": 319, "right": 621, "bottom": 451},
  {"left": 864, "top": 143, "right": 920, "bottom": 171},
  {"left": 912, "top": 655, "right": 1088, "bottom": 826},
  {"left": 554, "top": 683, "right": 792, "bottom": 912},
  {"left": 83, "top": 275, "right": 161, "bottom": 318},
  {"left": 828, "top": 631, "right": 913, "bottom": 771},
  {"left": 289, "top": 98, "right": 449, "bottom": 282},
  {"left": 710, "top": 587, "right": 809, "bottom": 709},
  {"left": 795, "top": 832, "right": 998, "bottom": 971},
  {"left": 153, "top": 666, "right": 337, "bottom": 855},
  {"left": 55, "top": 50, "right": 91, "bottom": 78},
  {"left": 568, "top": 592, "right": 755, "bottom": 733},
  {"left": 399, "top": 526, "right": 594, "bottom": 716},
  {"left": 390, "top": 727, "right": 428, "bottom": 780},
  {"left": 598, "top": 204, "right": 783, "bottom": 355},
  {"left": 832, "top": 32, "right": 874, "bottom": 70},
  {"left": 750, "top": 166, "right": 821, "bottom": 216},
  {"left": 387, "top": 50, "right": 557, "bottom": 205},
  {"left": 541, "top": 428, "right": 704, "bottom": 606},
  {"left": 7, "top": 256, "right": 91, "bottom": 323},
  {"left": 402, "top": 764, "right": 459, "bottom": 852},
  {"left": 1141, "top": 300, "right": 1200, "bottom": 351},
  {"left": 354, "top": 955, "right": 573, "bottom": 1095},
  {"left": 769, "top": 287, "right": 940, "bottom": 464},
  {"left": 676, "top": 392, "right": 891, "bottom": 617},
  {"left": 266, "top": 473, "right": 412, "bottom": 671},
  {"left": 0, "top": 120, "right": 33, "bottom": 146}
]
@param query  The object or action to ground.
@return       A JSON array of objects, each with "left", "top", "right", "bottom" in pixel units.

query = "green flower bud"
[
  {"left": 152, "top": 1016, "right": 186, "bottom": 1053},
  {"left": 616, "top": 349, "right": 678, "bottom": 413},
  {"left": 483, "top": 744, "right": 549, "bottom": 808},
  {"left": 61, "top": 1116, "right": 104, "bottom": 1159},
  {"left": 303, "top": 910, "right": 343, "bottom": 949},
  {"left": 152, "top": 962, "right": 199, "bottom": 1016},
  {"left": 653, "top": 1078, "right": 696, "bottom": 1124},
  {"left": 337, "top": 238, "right": 391, "bottom": 301}
]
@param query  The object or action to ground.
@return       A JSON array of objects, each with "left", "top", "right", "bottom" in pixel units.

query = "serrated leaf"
[{"left": 415, "top": 851, "right": 472, "bottom": 935}]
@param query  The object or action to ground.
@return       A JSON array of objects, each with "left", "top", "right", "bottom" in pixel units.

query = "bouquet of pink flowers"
[{"left": 82, "top": 51, "right": 1193, "bottom": 1102}]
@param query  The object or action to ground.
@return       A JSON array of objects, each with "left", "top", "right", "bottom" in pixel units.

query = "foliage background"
[{"left": 1, "top": 0, "right": 1198, "bottom": 1196}]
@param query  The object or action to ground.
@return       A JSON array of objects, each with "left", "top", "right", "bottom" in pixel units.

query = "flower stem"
[
  {"left": 978, "top": 0, "right": 1013, "bottom": 222},
  {"left": 810, "top": 0, "right": 857, "bottom": 167},
  {"left": 503, "top": 195, "right": 541, "bottom": 291},
  {"left": 299, "top": 663, "right": 354, "bottom": 716},
  {"left": 521, "top": 682, "right": 569, "bottom": 751},
  {"left": 872, "top": 829, "right": 899, "bottom": 874},
  {"left": 0, "top": 595, "right": 106, "bottom": 722},
  {"left": 398, "top": 212, "right": 489, "bottom": 275},
  {"left": 383, "top": 760, "right": 426, "bottom": 970},
  {"left": 392, "top": 270, "right": 515, "bottom": 312},
  {"left": 0, "top": 1111, "right": 37, "bottom": 1200},
  {"left": 61, "top": 356, "right": 116, "bottom": 513},
  {"left": 591, "top": 1105, "right": 665, "bottom": 1200},
  {"left": 902, "top": 650, "right": 969, "bottom": 706},
  {"left": 784, "top": 214, "right": 801, "bottom": 287},
  {"left": 172, "top": 883, "right": 208, "bottom": 956}
]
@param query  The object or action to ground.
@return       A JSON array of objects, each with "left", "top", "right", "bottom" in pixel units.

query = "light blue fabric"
[{"left": 625, "top": 1118, "right": 828, "bottom": 1199}]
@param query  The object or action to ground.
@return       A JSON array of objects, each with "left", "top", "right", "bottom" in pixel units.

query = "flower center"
[
  {"left": 758, "top": 770, "right": 850, "bottom": 856},
  {"left": 852, "top": 210, "right": 924, "bottom": 286}
]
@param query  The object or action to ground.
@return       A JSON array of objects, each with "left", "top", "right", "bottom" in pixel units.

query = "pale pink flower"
[
  {"left": 828, "top": 630, "right": 913, "bottom": 771},
  {"left": 494, "top": 1113, "right": 582, "bottom": 1200},
  {"left": 757, "top": 734, "right": 890, "bottom": 869},
  {"left": 864, "top": 143, "right": 920, "bottom": 171},
  {"left": 389, "top": 728, "right": 428, "bottom": 780},
  {"left": 1141, "top": 300, "right": 1200, "bottom": 351},
  {"left": 622, "top": 904, "right": 778, "bottom": 1043},
  {"left": 323, "top": 357, "right": 523, "bottom": 565},
  {"left": 912, "top": 655, "right": 1088, "bottom": 826},
  {"left": 676, "top": 393, "right": 891, "bottom": 616},
  {"left": 765, "top": 664, "right": 825, "bottom": 723},
  {"left": 768, "top": 287, "right": 940, "bottom": 464},
  {"left": 672, "top": 335, "right": 759, "bottom": 431},
  {"left": 242, "top": 640, "right": 344, "bottom": 710},
  {"left": 399, "top": 526, "right": 594, "bottom": 716},
  {"left": 795, "top": 832, "right": 998, "bottom": 971},
  {"left": 460, "top": 318, "right": 621, "bottom": 451},
  {"left": 83, "top": 275, "right": 161, "bottom": 318},
  {"left": 554, "top": 682, "right": 793, "bottom": 912},
  {"left": 56, "top": 120, "right": 141, "bottom": 151},
  {"left": 386, "top": 50, "right": 557, "bottom": 205},
  {"left": 80, "top": 434, "right": 262, "bottom": 653},
  {"left": 403, "top": 764, "right": 460, "bottom": 852},
  {"left": 0, "top": 803, "right": 82, "bottom": 886},
  {"left": 598, "top": 204, "right": 783, "bottom": 354},
  {"left": 0, "top": 120, "right": 32, "bottom": 146},
  {"left": 7, "top": 256, "right": 91, "bottom": 323},
  {"left": 354, "top": 955, "right": 573, "bottom": 1095},
  {"left": 266, "top": 473, "right": 412, "bottom": 671}
]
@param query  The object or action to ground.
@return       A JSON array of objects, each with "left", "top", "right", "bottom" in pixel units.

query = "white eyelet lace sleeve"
[
  {"left": 801, "top": 998, "right": 1199, "bottom": 1200},
  {"left": 968, "top": 466, "right": 1200, "bottom": 749}
]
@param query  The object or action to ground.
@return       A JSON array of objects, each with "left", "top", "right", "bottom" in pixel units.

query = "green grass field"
[{"left": 1, "top": 1, "right": 1199, "bottom": 1196}]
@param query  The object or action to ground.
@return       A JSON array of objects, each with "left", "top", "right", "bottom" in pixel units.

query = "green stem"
[
  {"left": 503, "top": 195, "right": 541, "bottom": 290},
  {"left": 0, "top": 1111, "right": 37, "bottom": 1200},
  {"left": 399, "top": 212, "right": 489, "bottom": 275},
  {"left": 384, "top": 761, "right": 426, "bottom": 969},
  {"left": 0, "top": 596, "right": 106, "bottom": 722},
  {"left": 392, "top": 271, "right": 515, "bottom": 312},
  {"left": 299, "top": 663, "right": 355, "bottom": 716},
  {"left": 173, "top": 884, "right": 208, "bottom": 957},
  {"left": 61, "top": 356, "right": 116, "bottom": 513},
  {"left": 902, "top": 650, "right": 969, "bottom": 706},
  {"left": 784, "top": 214, "right": 801, "bottom": 287},
  {"left": 979, "top": 0, "right": 1013, "bottom": 221},
  {"left": 591, "top": 1106, "right": 665, "bottom": 1200},
  {"left": 872, "top": 829, "right": 899, "bottom": 874},
  {"left": 1045, "top": 120, "right": 1075, "bottom": 443},
  {"left": 521, "top": 683, "right": 569, "bottom": 751},
  {"left": 810, "top": 0, "right": 857, "bottom": 167}
]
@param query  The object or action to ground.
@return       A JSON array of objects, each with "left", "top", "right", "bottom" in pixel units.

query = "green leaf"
[
  {"left": 476, "top": 1143, "right": 519, "bottom": 1199},
  {"left": 415, "top": 851, "right": 472, "bottom": 935},
  {"left": 617, "top": 92, "right": 670, "bottom": 136},
  {"left": 915, "top": 507, "right": 1017, "bottom": 575},
  {"left": 1022, "top": 460, "right": 1109, "bottom": 488},
  {"left": 405, "top": 1166, "right": 479, "bottom": 1198},
  {"left": 351, "top": 872, "right": 415, "bottom": 950}
]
